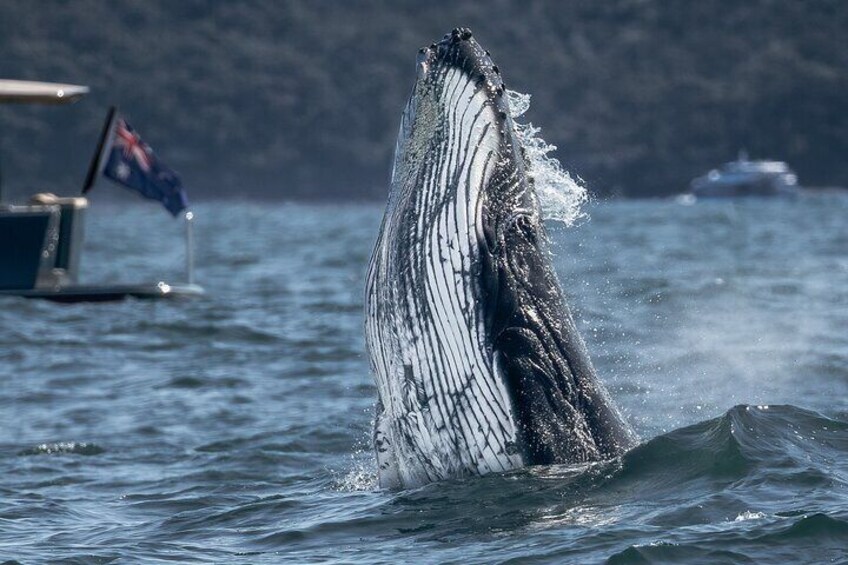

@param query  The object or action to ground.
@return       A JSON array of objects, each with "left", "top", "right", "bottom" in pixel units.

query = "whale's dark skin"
[
  {"left": 447, "top": 30, "right": 634, "bottom": 465},
  {"left": 365, "top": 28, "right": 635, "bottom": 488}
]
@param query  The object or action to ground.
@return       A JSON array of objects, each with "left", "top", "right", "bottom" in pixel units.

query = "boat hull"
[{"left": 0, "top": 282, "right": 205, "bottom": 303}]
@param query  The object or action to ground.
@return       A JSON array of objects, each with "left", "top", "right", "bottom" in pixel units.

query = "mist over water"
[{"left": 1, "top": 195, "right": 846, "bottom": 563}]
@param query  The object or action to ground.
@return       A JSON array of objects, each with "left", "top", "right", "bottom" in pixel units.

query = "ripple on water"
[
  {"left": 1, "top": 200, "right": 846, "bottom": 563},
  {"left": 18, "top": 442, "right": 105, "bottom": 457}
]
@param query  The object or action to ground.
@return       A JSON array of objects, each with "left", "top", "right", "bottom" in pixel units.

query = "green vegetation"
[{"left": 1, "top": 0, "right": 845, "bottom": 199}]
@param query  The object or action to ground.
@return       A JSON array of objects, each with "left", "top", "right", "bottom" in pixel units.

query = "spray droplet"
[{"left": 506, "top": 89, "right": 588, "bottom": 226}]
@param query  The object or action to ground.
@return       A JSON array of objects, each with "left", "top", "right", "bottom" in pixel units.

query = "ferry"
[
  {"left": 0, "top": 79, "right": 203, "bottom": 302},
  {"left": 690, "top": 151, "right": 800, "bottom": 198}
]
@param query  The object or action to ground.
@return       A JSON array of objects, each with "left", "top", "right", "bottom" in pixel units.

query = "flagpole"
[
  {"left": 185, "top": 210, "right": 195, "bottom": 285},
  {"left": 82, "top": 106, "right": 118, "bottom": 194}
]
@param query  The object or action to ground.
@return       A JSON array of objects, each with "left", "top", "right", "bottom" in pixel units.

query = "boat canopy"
[{"left": 0, "top": 79, "right": 89, "bottom": 104}]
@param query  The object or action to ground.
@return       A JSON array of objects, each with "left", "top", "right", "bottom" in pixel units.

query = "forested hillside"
[{"left": 1, "top": 0, "right": 845, "bottom": 200}]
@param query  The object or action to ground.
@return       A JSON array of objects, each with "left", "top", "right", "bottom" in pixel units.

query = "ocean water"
[{"left": 1, "top": 194, "right": 846, "bottom": 563}]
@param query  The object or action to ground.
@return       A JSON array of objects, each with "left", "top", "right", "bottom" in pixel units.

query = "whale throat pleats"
[{"left": 365, "top": 29, "right": 634, "bottom": 490}]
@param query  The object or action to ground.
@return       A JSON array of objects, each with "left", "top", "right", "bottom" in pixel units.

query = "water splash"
[
  {"left": 335, "top": 466, "right": 378, "bottom": 492},
  {"left": 506, "top": 89, "right": 588, "bottom": 226},
  {"left": 735, "top": 511, "right": 767, "bottom": 522},
  {"left": 18, "top": 442, "right": 104, "bottom": 456},
  {"left": 331, "top": 449, "right": 378, "bottom": 492}
]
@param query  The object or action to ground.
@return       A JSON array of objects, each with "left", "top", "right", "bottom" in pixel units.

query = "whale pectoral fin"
[
  {"left": 495, "top": 327, "right": 601, "bottom": 466},
  {"left": 374, "top": 400, "right": 401, "bottom": 490}
]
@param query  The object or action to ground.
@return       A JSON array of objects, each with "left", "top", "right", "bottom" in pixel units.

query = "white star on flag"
[{"left": 115, "top": 162, "right": 131, "bottom": 180}]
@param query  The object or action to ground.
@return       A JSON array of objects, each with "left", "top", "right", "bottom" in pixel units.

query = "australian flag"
[{"left": 86, "top": 111, "right": 188, "bottom": 217}]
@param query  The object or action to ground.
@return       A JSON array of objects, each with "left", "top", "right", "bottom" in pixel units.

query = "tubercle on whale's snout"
[
  {"left": 416, "top": 27, "right": 508, "bottom": 99},
  {"left": 448, "top": 27, "right": 474, "bottom": 41}
]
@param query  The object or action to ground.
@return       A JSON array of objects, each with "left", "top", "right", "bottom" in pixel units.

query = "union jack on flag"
[
  {"left": 114, "top": 119, "right": 153, "bottom": 172},
  {"left": 98, "top": 114, "right": 188, "bottom": 217}
]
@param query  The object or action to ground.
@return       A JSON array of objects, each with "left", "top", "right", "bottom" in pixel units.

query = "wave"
[
  {"left": 345, "top": 405, "right": 848, "bottom": 561},
  {"left": 623, "top": 404, "right": 846, "bottom": 480},
  {"left": 381, "top": 404, "right": 847, "bottom": 496}
]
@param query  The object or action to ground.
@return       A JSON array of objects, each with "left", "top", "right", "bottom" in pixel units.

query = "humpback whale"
[{"left": 365, "top": 28, "right": 635, "bottom": 489}]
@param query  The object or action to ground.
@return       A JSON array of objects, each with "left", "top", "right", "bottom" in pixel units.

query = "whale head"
[
  {"left": 389, "top": 27, "right": 524, "bottom": 221},
  {"left": 365, "top": 28, "right": 634, "bottom": 489}
]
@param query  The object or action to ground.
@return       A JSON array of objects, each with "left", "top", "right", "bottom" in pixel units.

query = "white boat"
[{"left": 690, "top": 151, "right": 800, "bottom": 198}]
